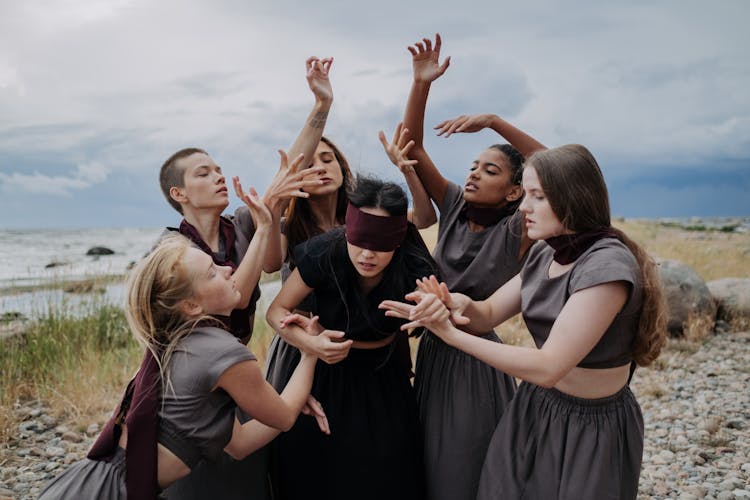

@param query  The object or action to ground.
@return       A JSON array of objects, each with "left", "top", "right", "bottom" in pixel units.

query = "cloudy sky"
[{"left": 1, "top": 0, "right": 748, "bottom": 229}]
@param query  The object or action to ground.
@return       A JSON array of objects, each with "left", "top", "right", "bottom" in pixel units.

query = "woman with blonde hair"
[
  {"left": 382, "top": 144, "right": 667, "bottom": 499},
  {"left": 39, "top": 217, "right": 320, "bottom": 499}
]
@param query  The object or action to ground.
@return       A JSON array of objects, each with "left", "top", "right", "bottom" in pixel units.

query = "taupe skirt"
[
  {"left": 477, "top": 382, "right": 644, "bottom": 500},
  {"left": 414, "top": 331, "right": 517, "bottom": 500},
  {"left": 38, "top": 447, "right": 127, "bottom": 500}
]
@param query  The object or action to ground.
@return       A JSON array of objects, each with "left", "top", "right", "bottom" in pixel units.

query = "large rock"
[
  {"left": 657, "top": 259, "right": 717, "bottom": 335},
  {"left": 86, "top": 246, "right": 114, "bottom": 256},
  {"left": 707, "top": 278, "right": 750, "bottom": 327}
]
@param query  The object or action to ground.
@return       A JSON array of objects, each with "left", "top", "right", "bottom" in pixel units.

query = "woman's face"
[
  {"left": 463, "top": 148, "right": 521, "bottom": 207},
  {"left": 303, "top": 140, "right": 345, "bottom": 197},
  {"left": 183, "top": 247, "right": 241, "bottom": 316},
  {"left": 346, "top": 207, "right": 396, "bottom": 286},
  {"left": 519, "top": 166, "right": 567, "bottom": 240},
  {"left": 173, "top": 152, "right": 230, "bottom": 212}
]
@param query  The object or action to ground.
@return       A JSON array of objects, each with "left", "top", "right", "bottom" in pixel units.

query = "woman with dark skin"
[
  {"left": 382, "top": 144, "right": 667, "bottom": 499},
  {"left": 397, "top": 33, "right": 546, "bottom": 500}
]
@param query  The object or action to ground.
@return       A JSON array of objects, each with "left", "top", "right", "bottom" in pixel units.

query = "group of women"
[{"left": 39, "top": 33, "right": 666, "bottom": 500}]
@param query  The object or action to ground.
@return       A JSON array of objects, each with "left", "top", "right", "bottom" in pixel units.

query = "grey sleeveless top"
[
  {"left": 433, "top": 182, "right": 527, "bottom": 301},
  {"left": 520, "top": 238, "right": 643, "bottom": 369},
  {"left": 158, "top": 327, "right": 255, "bottom": 464}
]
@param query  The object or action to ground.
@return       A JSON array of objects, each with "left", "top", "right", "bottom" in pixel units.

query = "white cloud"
[
  {"left": 0, "top": 0, "right": 748, "bottom": 227},
  {"left": 0, "top": 162, "right": 109, "bottom": 196}
]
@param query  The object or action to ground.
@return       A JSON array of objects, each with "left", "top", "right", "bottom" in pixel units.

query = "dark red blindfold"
[{"left": 345, "top": 203, "right": 407, "bottom": 252}]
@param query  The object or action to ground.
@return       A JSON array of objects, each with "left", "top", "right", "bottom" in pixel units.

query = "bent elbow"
[
  {"left": 536, "top": 369, "right": 564, "bottom": 389},
  {"left": 279, "top": 413, "right": 297, "bottom": 432}
]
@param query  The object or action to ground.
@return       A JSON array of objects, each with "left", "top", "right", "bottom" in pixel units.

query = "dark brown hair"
[
  {"left": 526, "top": 144, "right": 667, "bottom": 366},
  {"left": 285, "top": 137, "right": 354, "bottom": 265}
]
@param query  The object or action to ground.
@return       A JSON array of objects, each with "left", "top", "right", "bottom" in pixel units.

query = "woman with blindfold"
[{"left": 266, "top": 175, "right": 439, "bottom": 500}]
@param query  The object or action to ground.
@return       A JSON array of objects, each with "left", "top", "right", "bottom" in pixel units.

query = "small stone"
[
  {"left": 742, "top": 462, "right": 750, "bottom": 472},
  {"left": 86, "top": 423, "right": 100, "bottom": 436},
  {"left": 45, "top": 446, "right": 66, "bottom": 458},
  {"left": 733, "top": 490, "right": 750, "bottom": 499},
  {"left": 61, "top": 430, "right": 83, "bottom": 443}
]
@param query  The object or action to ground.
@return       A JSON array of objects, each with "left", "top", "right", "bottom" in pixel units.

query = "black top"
[{"left": 294, "top": 227, "right": 436, "bottom": 342}]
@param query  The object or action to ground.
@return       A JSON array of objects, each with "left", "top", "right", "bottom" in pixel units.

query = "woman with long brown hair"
[{"left": 381, "top": 144, "right": 667, "bottom": 499}]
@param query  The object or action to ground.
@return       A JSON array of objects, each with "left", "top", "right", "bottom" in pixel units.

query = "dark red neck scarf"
[
  {"left": 88, "top": 349, "right": 161, "bottom": 500},
  {"left": 545, "top": 227, "right": 619, "bottom": 264},
  {"left": 87, "top": 317, "right": 228, "bottom": 499},
  {"left": 179, "top": 217, "right": 237, "bottom": 271},
  {"left": 459, "top": 199, "right": 520, "bottom": 227},
  {"left": 345, "top": 203, "right": 407, "bottom": 252}
]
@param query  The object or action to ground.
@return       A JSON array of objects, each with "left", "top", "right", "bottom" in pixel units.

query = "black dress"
[{"left": 275, "top": 228, "right": 431, "bottom": 500}]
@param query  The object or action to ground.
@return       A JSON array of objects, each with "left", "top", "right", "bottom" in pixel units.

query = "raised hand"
[
  {"left": 301, "top": 395, "right": 330, "bottom": 435},
  {"left": 233, "top": 177, "right": 272, "bottom": 229},
  {"left": 306, "top": 56, "right": 334, "bottom": 104},
  {"left": 262, "top": 149, "right": 325, "bottom": 215},
  {"left": 434, "top": 114, "right": 495, "bottom": 138},
  {"left": 408, "top": 33, "right": 451, "bottom": 84},
  {"left": 378, "top": 122, "right": 418, "bottom": 174}
]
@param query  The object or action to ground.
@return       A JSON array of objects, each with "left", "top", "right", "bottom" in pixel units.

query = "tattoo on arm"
[{"left": 309, "top": 111, "right": 328, "bottom": 129}]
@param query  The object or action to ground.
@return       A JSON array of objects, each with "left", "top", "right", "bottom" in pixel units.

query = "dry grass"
[
  {"left": 2, "top": 219, "right": 745, "bottom": 446},
  {"left": 613, "top": 219, "right": 750, "bottom": 281}
]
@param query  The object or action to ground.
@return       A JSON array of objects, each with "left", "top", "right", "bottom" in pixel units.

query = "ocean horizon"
[{"left": 1, "top": 216, "right": 748, "bottom": 321}]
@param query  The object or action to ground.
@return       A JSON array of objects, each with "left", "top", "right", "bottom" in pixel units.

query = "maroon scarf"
[
  {"left": 88, "top": 349, "right": 160, "bottom": 500},
  {"left": 179, "top": 218, "right": 254, "bottom": 340},
  {"left": 179, "top": 217, "right": 237, "bottom": 271},
  {"left": 459, "top": 199, "right": 520, "bottom": 227},
  {"left": 86, "top": 318, "right": 230, "bottom": 499},
  {"left": 545, "top": 227, "right": 619, "bottom": 264}
]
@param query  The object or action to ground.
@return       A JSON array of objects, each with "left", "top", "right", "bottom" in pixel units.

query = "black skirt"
[
  {"left": 275, "top": 340, "right": 424, "bottom": 500},
  {"left": 477, "top": 382, "right": 644, "bottom": 500}
]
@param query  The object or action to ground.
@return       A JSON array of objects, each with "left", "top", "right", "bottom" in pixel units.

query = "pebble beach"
[{"left": 2, "top": 328, "right": 749, "bottom": 499}]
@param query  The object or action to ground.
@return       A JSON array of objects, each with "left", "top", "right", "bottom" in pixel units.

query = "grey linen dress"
[
  {"left": 162, "top": 207, "right": 271, "bottom": 500},
  {"left": 477, "top": 238, "right": 645, "bottom": 500},
  {"left": 416, "top": 182, "right": 521, "bottom": 500},
  {"left": 39, "top": 327, "right": 255, "bottom": 499}
]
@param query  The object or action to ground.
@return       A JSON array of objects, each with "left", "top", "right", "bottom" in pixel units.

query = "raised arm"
[
  {"left": 402, "top": 34, "right": 451, "bottom": 207},
  {"left": 262, "top": 57, "right": 334, "bottom": 270},
  {"left": 434, "top": 113, "right": 547, "bottom": 158},
  {"left": 287, "top": 56, "right": 334, "bottom": 170},
  {"left": 229, "top": 178, "right": 272, "bottom": 308},
  {"left": 379, "top": 123, "right": 437, "bottom": 229}
]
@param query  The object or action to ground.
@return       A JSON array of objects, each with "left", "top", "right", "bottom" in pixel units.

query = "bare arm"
[
  {"left": 434, "top": 113, "right": 547, "bottom": 158},
  {"left": 402, "top": 34, "right": 451, "bottom": 207},
  {"left": 287, "top": 57, "right": 333, "bottom": 170},
  {"left": 230, "top": 179, "right": 272, "bottom": 309},
  {"left": 219, "top": 352, "right": 316, "bottom": 459},
  {"left": 261, "top": 151, "right": 325, "bottom": 273},
  {"left": 266, "top": 268, "right": 353, "bottom": 364},
  {"left": 379, "top": 123, "right": 437, "bottom": 229},
  {"left": 386, "top": 280, "right": 629, "bottom": 388}
]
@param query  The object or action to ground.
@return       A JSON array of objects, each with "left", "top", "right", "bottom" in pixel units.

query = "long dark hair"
[
  {"left": 327, "top": 175, "right": 439, "bottom": 337},
  {"left": 285, "top": 136, "right": 354, "bottom": 266},
  {"left": 526, "top": 145, "right": 667, "bottom": 366}
]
